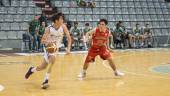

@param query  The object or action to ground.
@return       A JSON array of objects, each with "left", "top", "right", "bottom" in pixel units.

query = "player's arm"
[
  {"left": 85, "top": 28, "right": 95, "bottom": 40},
  {"left": 41, "top": 27, "right": 50, "bottom": 44},
  {"left": 107, "top": 32, "right": 114, "bottom": 52},
  {"left": 63, "top": 24, "right": 72, "bottom": 54}
]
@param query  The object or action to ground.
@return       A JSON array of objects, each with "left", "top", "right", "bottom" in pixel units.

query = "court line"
[
  {"left": 0, "top": 54, "right": 8, "bottom": 57},
  {"left": 14, "top": 48, "right": 170, "bottom": 56},
  {"left": 102, "top": 56, "right": 170, "bottom": 80},
  {"left": 149, "top": 63, "right": 170, "bottom": 74}
]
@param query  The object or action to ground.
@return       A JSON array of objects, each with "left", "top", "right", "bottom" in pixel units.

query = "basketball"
[{"left": 46, "top": 43, "right": 57, "bottom": 53}]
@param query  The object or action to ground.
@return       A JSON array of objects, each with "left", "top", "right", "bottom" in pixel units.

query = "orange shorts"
[{"left": 85, "top": 46, "right": 111, "bottom": 63}]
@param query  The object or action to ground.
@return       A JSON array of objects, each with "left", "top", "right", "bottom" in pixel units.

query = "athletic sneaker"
[
  {"left": 41, "top": 79, "right": 49, "bottom": 89},
  {"left": 78, "top": 71, "right": 86, "bottom": 78},
  {"left": 25, "top": 66, "right": 34, "bottom": 79},
  {"left": 114, "top": 70, "right": 125, "bottom": 77}
]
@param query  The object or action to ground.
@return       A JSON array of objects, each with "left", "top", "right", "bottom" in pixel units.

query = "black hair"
[
  {"left": 99, "top": 19, "right": 108, "bottom": 25},
  {"left": 85, "top": 23, "right": 89, "bottom": 26},
  {"left": 116, "top": 22, "right": 120, "bottom": 29},
  {"left": 51, "top": 12, "right": 65, "bottom": 23},
  {"left": 136, "top": 23, "right": 139, "bottom": 26},
  {"left": 118, "top": 21, "right": 123, "bottom": 24}
]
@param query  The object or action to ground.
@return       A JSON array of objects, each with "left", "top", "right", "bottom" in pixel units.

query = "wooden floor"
[{"left": 0, "top": 48, "right": 170, "bottom": 96}]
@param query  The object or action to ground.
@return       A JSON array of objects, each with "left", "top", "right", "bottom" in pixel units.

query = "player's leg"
[
  {"left": 107, "top": 57, "right": 124, "bottom": 76},
  {"left": 140, "top": 34, "right": 145, "bottom": 47},
  {"left": 78, "top": 48, "right": 96, "bottom": 78},
  {"left": 101, "top": 49, "right": 124, "bottom": 77},
  {"left": 25, "top": 58, "right": 48, "bottom": 79},
  {"left": 147, "top": 33, "right": 153, "bottom": 47},
  {"left": 41, "top": 55, "right": 56, "bottom": 89},
  {"left": 78, "top": 56, "right": 94, "bottom": 78},
  {"left": 128, "top": 34, "right": 134, "bottom": 48},
  {"left": 132, "top": 35, "right": 136, "bottom": 48}
]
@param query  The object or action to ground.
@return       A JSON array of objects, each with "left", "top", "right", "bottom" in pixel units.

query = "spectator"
[
  {"left": 133, "top": 23, "right": 144, "bottom": 48},
  {"left": 0, "top": 0, "right": 4, "bottom": 6},
  {"left": 83, "top": 23, "right": 91, "bottom": 35},
  {"left": 83, "top": 23, "right": 91, "bottom": 50},
  {"left": 9, "top": 0, "right": 11, "bottom": 6},
  {"left": 39, "top": 12, "right": 48, "bottom": 27},
  {"left": 66, "top": 21, "right": 72, "bottom": 31},
  {"left": 119, "top": 21, "right": 129, "bottom": 48},
  {"left": 143, "top": 24, "right": 153, "bottom": 48},
  {"left": 76, "top": 0, "right": 87, "bottom": 7},
  {"left": 22, "top": 31, "right": 31, "bottom": 51},
  {"left": 114, "top": 21, "right": 127, "bottom": 48},
  {"left": 87, "top": 0, "right": 96, "bottom": 8},
  {"left": 70, "top": 21, "right": 81, "bottom": 50},
  {"left": 128, "top": 28, "right": 136, "bottom": 48},
  {"left": 29, "top": 15, "right": 40, "bottom": 52},
  {"left": 37, "top": 22, "right": 46, "bottom": 52}
]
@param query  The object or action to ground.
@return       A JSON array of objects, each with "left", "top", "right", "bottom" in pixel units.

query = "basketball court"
[{"left": 0, "top": 48, "right": 170, "bottom": 96}]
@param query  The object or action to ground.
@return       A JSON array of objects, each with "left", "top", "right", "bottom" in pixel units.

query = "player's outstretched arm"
[
  {"left": 85, "top": 28, "right": 96, "bottom": 41},
  {"left": 107, "top": 33, "right": 114, "bottom": 53},
  {"left": 63, "top": 24, "right": 71, "bottom": 54},
  {"left": 41, "top": 27, "right": 50, "bottom": 44}
]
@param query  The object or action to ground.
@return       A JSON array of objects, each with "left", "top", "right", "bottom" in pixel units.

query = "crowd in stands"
[
  {"left": 23, "top": 13, "right": 153, "bottom": 52},
  {"left": 23, "top": 13, "right": 47, "bottom": 52},
  {"left": 67, "top": 21, "right": 153, "bottom": 51},
  {"left": 76, "top": 0, "right": 96, "bottom": 8},
  {"left": 113, "top": 21, "right": 153, "bottom": 49}
]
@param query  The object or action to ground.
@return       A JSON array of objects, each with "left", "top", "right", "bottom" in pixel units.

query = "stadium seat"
[
  {"left": 8, "top": 7, "right": 17, "bottom": 14},
  {"left": 0, "top": 31, "right": 8, "bottom": 39},
  {"left": 28, "top": 1, "right": 36, "bottom": 7},
  {"left": 26, "top": 7, "right": 34, "bottom": 14},
  {"left": 13, "top": 15, "right": 23, "bottom": 22},
  {"left": 20, "top": 22, "right": 29, "bottom": 30},
  {"left": 77, "top": 15, "right": 84, "bottom": 21},
  {"left": 11, "top": 23, "right": 20, "bottom": 31},
  {"left": 4, "top": 15, "right": 13, "bottom": 22},
  {"left": 70, "top": 8, "right": 77, "bottom": 14},
  {"left": 85, "top": 15, "right": 92, "bottom": 21},
  {"left": 20, "top": 0, "right": 28, "bottom": 7},
  {"left": 77, "top": 8, "right": 85, "bottom": 14},
  {"left": 85, "top": 8, "right": 92, "bottom": 14},
  {"left": 0, "top": 7, "right": 7, "bottom": 14},
  {"left": 11, "top": 0, "right": 19, "bottom": 7},
  {"left": 7, "top": 31, "right": 18, "bottom": 39},
  {"left": 17, "top": 7, "right": 26, "bottom": 14}
]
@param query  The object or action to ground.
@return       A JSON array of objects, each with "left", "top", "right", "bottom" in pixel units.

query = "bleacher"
[
  {"left": 53, "top": 0, "right": 170, "bottom": 47},
  {"left": 0, "top": 0, "right": 42, "bottom": 49}
]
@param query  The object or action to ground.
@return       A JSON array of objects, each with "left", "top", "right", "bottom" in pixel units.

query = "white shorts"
[{"left": 43, "top": 46, "right": 58, "bottom": 63}]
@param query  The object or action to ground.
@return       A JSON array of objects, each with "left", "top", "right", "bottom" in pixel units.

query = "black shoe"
[
  {"left": 41, "top": 79, "right": 49, "bottom": 89},
  {"left": 25, "top": 67, "right": 34, "bottom": 79}
]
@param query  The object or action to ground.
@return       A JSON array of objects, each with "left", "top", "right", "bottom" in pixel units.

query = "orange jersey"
[
  {"left": 85, "top": 28, "right": 111, "bottom": 63},
  {"left": 91, "top": 28, "right": 110, "bottom": 48}
]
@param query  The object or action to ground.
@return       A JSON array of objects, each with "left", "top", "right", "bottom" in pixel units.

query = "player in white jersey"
[{"left": 25, "top": 13, "right": 72, "bottom": 89}]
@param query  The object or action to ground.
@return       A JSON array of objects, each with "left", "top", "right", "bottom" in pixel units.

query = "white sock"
[
  {"left": 114, "top": 70, "right": 119, "bottom": 73},
  {"left": 133, "top": 42, "right": 136, "bottom": 47},
  {"left": 44, "top": 73, "right": 50, "bottom": 81},
  {"left": 31, "top": 67, "right": 37, "bottom": 72},
  {"left": 82, "top": 69, "right": 86, "bottom": 73}
]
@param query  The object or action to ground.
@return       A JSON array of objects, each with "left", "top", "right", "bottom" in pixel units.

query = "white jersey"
[{"left": 46, "top": 24, "right": 64, "bottom": 48}]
